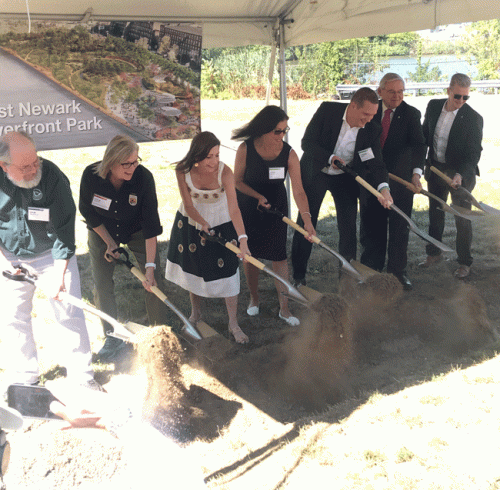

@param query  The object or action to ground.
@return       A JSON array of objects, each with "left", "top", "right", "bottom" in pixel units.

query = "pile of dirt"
[
  {"left": 273, "top": 294, "right": 355, "bottom": 409},
  {"left": 134, "top": 326, "right": 192, "bottom": 438}
]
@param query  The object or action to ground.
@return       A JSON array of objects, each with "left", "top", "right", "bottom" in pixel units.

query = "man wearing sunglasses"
[{"left": 420, "top": 73, "right": 483, "bottom": 278}]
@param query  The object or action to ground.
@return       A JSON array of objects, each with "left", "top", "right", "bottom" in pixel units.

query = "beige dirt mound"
[{"left": 271, "top": 294, "right": 356, "bottom": 410}]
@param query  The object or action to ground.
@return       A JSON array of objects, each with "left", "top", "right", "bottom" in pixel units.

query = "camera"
[{"left": 7, "top": 384, "right": 62, "bottom": 420}]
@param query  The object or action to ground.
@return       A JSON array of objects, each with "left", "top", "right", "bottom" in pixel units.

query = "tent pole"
[
  {"left": 266, "top": 43, "right": 277, "bottom": 105},
  {"left": 278, "top": 21, "right": 291, "bottom": 217}
]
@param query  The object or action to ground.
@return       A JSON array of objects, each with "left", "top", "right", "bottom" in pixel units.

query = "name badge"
[
  {"left": 358, "top": 148, "right": 375, "bottom": 162},
  {"left": 91, "top": 194, "right": 112, "bottom": 210},
  {"left": 269, "top": 167, "right": 285, "bottom": 180},
  {"left": 28, "top": 207, "right": 50, "bottom": 222}
]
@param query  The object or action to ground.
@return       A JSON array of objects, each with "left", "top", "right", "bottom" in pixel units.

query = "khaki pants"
[
  {"left": 88, "top": 230, "right": 169, "bottom": 334},
  {"left": 0, "top": 250, "right": 93, "bottom": 384}
]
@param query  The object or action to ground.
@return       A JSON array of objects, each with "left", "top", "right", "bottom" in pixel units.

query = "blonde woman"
[{"left": 79, "top": 135, "right": 167, "bottom": 361}]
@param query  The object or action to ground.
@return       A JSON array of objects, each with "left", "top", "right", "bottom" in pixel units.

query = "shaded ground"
[{"left": 3, "top": 209, "right": 500, "bottom": 489}]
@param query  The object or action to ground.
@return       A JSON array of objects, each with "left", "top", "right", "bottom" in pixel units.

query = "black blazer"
[
  {"left": 422, "top": 98, "right": 483, "bottom": 180},
  {"left": 375, "top": 100, "right": 426, "bottom": 181},
  {"left": 300, "top": 101, "right": 387, "bottom": 187}
]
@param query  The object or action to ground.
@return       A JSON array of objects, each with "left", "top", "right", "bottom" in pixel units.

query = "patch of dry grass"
[{"left": 3, "top": 97, "right": 500, "bottom": 489}]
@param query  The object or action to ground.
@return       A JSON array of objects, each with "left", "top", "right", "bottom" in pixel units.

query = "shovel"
[
  {"left": 335, "top": 162, "right": 453, "bottom": 253},
  {"left": 200, "top": 231, "right": 312, "bottom": 307},
  {"left": 110, "top": 247, "right": 205, "bottom": 343},
  {"left": 2, "top": 267, "right": 143, "bottom": 343},
  {"left": 388, "top": 173, "right": 478, "bottom": 221},
  {"left": 258, "top": 205, "right": 365, "bottom": 285},
  {"left": 449, "top": 204, "right": 487, "bottom": 218},
  {"left": 430, "top": 166, "right": 500, "bottom": 216}
]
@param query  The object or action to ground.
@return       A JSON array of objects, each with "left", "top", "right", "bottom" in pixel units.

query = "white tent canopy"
[{"left": 2, "top": 0, "right": 500, "bottom": 48}]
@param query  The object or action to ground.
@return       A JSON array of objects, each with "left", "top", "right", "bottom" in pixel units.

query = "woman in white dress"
[{"left": 165, "top": 132, "right": 250, "bottom": 343}]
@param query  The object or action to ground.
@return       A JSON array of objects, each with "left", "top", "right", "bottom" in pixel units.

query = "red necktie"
[{"left": 380, "top": 108, "right": 392, "bottom": 148}]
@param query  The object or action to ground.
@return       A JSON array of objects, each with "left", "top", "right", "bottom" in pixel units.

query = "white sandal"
[
  {"left": 279, "top": 311, "right": 300, "bottom": 326},
  {"left": 246, "top": 305, "right": 260, "bottom": 316}
]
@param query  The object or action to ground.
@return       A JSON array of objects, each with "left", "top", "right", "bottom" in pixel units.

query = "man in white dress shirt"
[{"left": 420, "top": 73, "right": 483, "bottom": 278}]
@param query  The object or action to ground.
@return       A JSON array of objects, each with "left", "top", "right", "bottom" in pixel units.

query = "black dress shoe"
[
  {"left": 394, "top": 273, "right": 413, "bottom": 291},
  {"left": 292, "top": 278, "right": 306, "bottom": 288}
]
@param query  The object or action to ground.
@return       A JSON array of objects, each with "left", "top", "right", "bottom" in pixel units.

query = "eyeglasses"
[
  {"left": 453, "top": 94, "right": 470, "bottom": 101},
  {"left": 120, "top": 157, "right": 142, "bottom": 169},
  {"left": 13, "top": 157, "right": 41, "bottom": 174},
  {"left": 273, "top": 127, "right": 290, "bottom": 135}
]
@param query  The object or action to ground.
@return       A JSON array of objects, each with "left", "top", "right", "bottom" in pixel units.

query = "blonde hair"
[{"left": 94, "top": 135, "right": 139, "bottom": 179}]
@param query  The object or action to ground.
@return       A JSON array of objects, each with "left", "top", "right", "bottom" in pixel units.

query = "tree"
[
  {"left": 460, "top": 20, "right": 500, "bottom": 80},
  {"left": 159, "top": 36, "right": 171, "bottom": 56},
  {"left": 407, "top": 39, "right": 442, "bottom": 93}
]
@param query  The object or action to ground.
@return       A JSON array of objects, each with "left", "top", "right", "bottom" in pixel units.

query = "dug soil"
[{"left": 3, "top": 216, "right": 500, "bottom": 489}]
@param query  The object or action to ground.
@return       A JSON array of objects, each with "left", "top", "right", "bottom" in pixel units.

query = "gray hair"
[
  {"left": 94, "top": 135, "right": 139, "bottom": 179},
  {"left": 379, "top": 73, "right": 405, "bottom": 90},
  {"left": 450, "top": 73, "right": 471, "bottom": 88},
  {"left": 0, "top": 131, "right": 36, "bottom": 166}
]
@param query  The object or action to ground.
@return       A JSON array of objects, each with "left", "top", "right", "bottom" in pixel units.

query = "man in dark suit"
[
  {"left": 291, "top": 87, "right": 393, "bottom": 285},
  {"left": 359, "top": 73, "right": 426, "bottom": 290},
  {"left": 420, "top": 73, "right": 483, "bottom": 278}
]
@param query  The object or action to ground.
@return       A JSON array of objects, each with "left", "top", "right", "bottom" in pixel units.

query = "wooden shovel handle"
[
  {"left": 129, "top": 266, "right": 168, "bottom": 302},
  {"left": 389, "top": 173, "right": 420, "bottom": 194},
  {"left": 430, "top": 166, "right": 453, "bottom": 185},
  {"left": 224, "top": 241, "right": 266, "bottom": 271},
  {"left": 354, "top": 175, "right": 383, "bottom": 199},
  {"left": 282, "top": 216, "right": 321, "bottom": 245}
]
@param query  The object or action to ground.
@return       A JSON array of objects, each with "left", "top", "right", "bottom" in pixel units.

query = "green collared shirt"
[{"left": 0, "top": 159, "right": 76, "bottom": 259}]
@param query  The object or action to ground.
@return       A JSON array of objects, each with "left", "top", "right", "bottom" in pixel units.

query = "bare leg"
[
  {"left": 272, "top": 260, "right": 295, "bottom": 319},
  {"left": 189, "top": 292, "right": 203, "bottom": 323},
  {"left": 225, "top": 295, "right": 249, "bottom": 344},
  {"left": 243, "top": 261, "right": 260, "bottom": 307}
]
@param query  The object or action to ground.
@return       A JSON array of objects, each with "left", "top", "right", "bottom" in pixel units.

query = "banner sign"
[{"left": 0, "top": 20, "right": 202, "bottom": 150}]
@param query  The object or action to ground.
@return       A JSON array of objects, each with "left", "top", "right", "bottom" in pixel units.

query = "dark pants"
[
  {"left": 88, "top": 229, "right": 169, "bottom": 335},
  {"left": 425, "top": 167, "right": 475, "bottom": 266},
  {"left": 292, "top": 172, "right": 359, "bottom": 281},
  {"left": 360, "top": 180, "right": 413, "bottom": 274}
]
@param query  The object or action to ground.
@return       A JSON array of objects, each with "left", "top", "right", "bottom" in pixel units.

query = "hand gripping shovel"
[
  {"left": 335, "top": 162, "right": 453, "bottom": 253},
  {"left": 430, "top": 166, "right": 500, "bottom": 216},
  {"left": 258, "top": 205, "right": 365, "bottom": 286},
  {"left": 388, "top": 173, "right": 479, "bottom": 221},
  {"left": 2, "top": 266, "right": 142, "bottom": 342},
  {"left": 200, "top": 231, "right": 311, "bottom": 307},
  {"left": 110, "top": 247, "right": 204, "bottom": 344}
]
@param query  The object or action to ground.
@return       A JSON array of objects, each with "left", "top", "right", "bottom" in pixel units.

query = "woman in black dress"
[{"left": 232, "top": 106, "right": 315, "bottom": 325}]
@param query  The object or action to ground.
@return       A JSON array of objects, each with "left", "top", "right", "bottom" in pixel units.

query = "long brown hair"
[{"left": 176, "top": 132, "right": 221, "bottom": 174}]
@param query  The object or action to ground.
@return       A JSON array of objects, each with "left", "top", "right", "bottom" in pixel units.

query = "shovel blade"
[
  {"left": 191, "top": 320, "right": 220, "bottom": 339},
  {"left": 317, "top": 241, "right": 364, "bottom": 282},
  {"left": 479, "top": 202, "right": 500, "bottom": 216},
  {"left": 296, "top": 284, "right": 323, "bottom": 303},
  {"left": 390, "top": 203, "right": 453, "bottom": 252},
  {"left": 408, "top": 222, "right": 454, "bottom": 252},
  {"left": 350, "top": 260, "right": 381, "bottom": 280},
  {"left": 449, "top": 204, "right": 486, "bottom": 219}
]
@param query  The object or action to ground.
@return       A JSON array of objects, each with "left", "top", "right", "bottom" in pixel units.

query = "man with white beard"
[{"left": 0, "top": 131, "right": 97, "bottom": 389}]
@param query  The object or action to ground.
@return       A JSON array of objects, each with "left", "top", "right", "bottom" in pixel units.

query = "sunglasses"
[
  {"left": 273, "top": 127, "right": 290, "bottom": 135},
  {"left": 453, "top": 94, "right": 470, "bottom": 101},
  {"left": 120, "top": 157, "right": 142, "bottom": 169}
]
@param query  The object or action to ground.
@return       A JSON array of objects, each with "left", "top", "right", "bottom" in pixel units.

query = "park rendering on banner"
[{"left": 0, "top": 20, "right": 202, "bottom": 150}]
